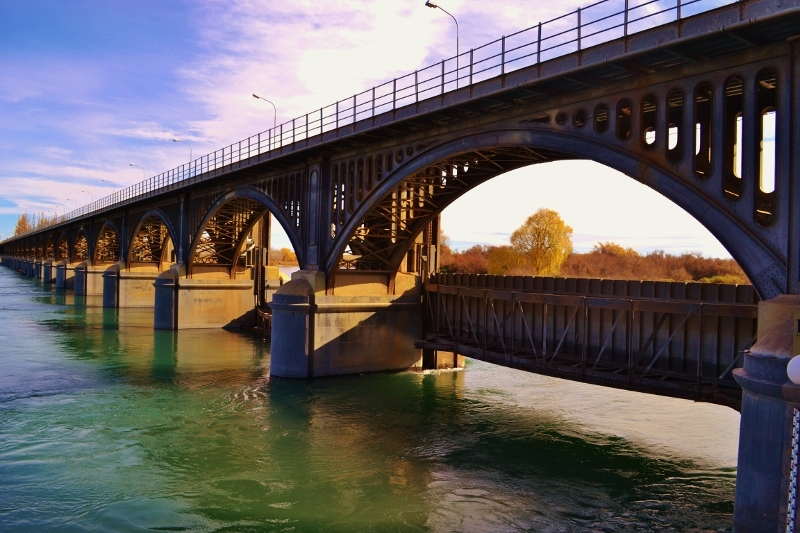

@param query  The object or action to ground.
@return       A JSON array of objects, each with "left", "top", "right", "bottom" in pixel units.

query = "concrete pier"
[
  {"left": 43, "top": 259, "right": 56, "bottom": 284},
  {"left": 270, "top": 271, "right": 425, "bottom": 378},
  {"left": 153, "top": 266, "right": 255, "bottom": 329},
  {"left": 55, "top": 260, "right": 76, "bottom": 289},
  {"left": 34, "top": 260, "right": 43, "bottom": 279},
  {"left": 733, "top": 295, "right": 800, "bottom": 532},
  {"left": 101, "top": 262, "right": 163, "bottom": 308}
]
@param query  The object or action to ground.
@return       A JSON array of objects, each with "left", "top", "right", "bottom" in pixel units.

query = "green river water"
[{"left": 0, "top": 267, "right": 740, "bottom": 532}]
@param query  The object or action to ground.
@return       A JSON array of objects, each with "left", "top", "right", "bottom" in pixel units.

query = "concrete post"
[
  {"left": 270, "top": 271, "right": 424, "bottom": 378},
  {"left": 153, "top": 264, "right": 255, "bottom": 329},
  {"left": 733, "top": 295, "right": 800, "bottom": 532}
]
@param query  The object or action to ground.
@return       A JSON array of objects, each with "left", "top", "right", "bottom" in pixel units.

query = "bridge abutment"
[
  {"left": 733, "top": 295, "right": 800, "bottom": 532},
  {"left": 153, "top": 265, "right": 255, "bottom": 329},
  {"left": 270, "top": 271, "right": 425, "bottom": 378}
]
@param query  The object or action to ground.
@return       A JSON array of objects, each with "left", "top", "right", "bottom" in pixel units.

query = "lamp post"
[
  {"left": 425, "top": 1, "right": 459, "bottom": 87},
  {"left": 81, "top": 190, "right": 94, "bottom": 203},
  {"left": 66, "top": 198, "right": 77, "bottom": 210},
  {"left": 129, "top": 163, "right": 146, "bottom": 180},
  {"left": 172, "top": 138, "right": 192, "bottom": 164},
  {"left": 101, "top": 179, "right": 117, "bottom": 193},
  {"left": 252, "top": 94, "right": 277, "bottom": 130}
]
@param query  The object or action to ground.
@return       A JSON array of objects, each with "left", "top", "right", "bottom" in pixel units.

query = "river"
[{"left": 0, "top": 266, "right": 739, "bottom": 532}]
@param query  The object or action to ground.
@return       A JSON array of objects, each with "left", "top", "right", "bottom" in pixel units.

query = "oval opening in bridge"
[
  {"left": 723, "top": 75, "right": 744, "bottom": 200},
  {"left": 641, "top": 94, "right": 657, "bottom": 150},
  {"left": 694, "top": 82, "right": 713, "bottom": 179},
  {"left": 616, "top": 99, "right": 631, "bottom": 140},
  {"left": 755, "top": 68, "right": 777, "bottom": 227},
  {"left": 594, "top": 103, "right": 608, "bottom": 134},
  {"left": 666, "top": 88, "right": 683, "bottom": 163}
]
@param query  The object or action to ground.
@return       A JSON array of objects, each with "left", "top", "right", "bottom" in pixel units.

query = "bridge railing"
[
  {"left": 8, "top": 0, "right": 740, "bottom": 241},
  {"left": 422, "top": 274, "right": 757, "bottom": 407}
]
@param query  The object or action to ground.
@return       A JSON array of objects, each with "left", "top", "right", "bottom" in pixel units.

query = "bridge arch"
[
  {"left": 94, "top": 221, "right": 120, "bottom": 265},
  {"left": 55, "top": 232, "right": 69, "bottom": 261},
  {"left": 127, "top": 209, "right": 178, "bottom": 271},
  {"left": 327, "top": 127, "right": 784, "bottom": 299},
  {"left": 188, "top": 186, "right": 303, "bottom": 278},
  {"left": 71, "top": 230, "right": 89, "bottom": 263}
]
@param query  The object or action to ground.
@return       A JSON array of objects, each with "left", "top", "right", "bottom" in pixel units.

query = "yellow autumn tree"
[{"left": 510, "top": 208, "right": 573, "bottom": 275}]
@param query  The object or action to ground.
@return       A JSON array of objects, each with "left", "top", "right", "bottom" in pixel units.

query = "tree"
[
  {"left": 14, "top": 213, "right": 32, "bottom": 235},
  {"left": 487, "top": 245, "right": 525, "bottom": 275},
  {"left": 510, "top": 208, "right": 573, "bottom": 275}
]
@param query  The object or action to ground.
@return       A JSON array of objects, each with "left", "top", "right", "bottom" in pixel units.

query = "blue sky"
[{"left": 0, "top": 0, "right": 735, "bottom": 257}]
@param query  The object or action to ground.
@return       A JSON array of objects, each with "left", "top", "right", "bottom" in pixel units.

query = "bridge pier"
[
  {"left": 733, "top": 296, "right": 800, "bottom": 532},
  {"left": 269, "top": 270, "right": 426, "bottom": 378},
  {"left": 42, "top": 259, "right": 56, "bottom": 284},
  {"left": 74, "top": 262, "right": 109, "bottom": 297},
  {"left": 55, "top": 260, "right": 77, "bottom": 289},
  {"left": 153, "top": 265, "right": 256, "bottom": 329},
  {"left": 34, "top": 260, "right": 43, "bottom": 279},
  {"left": 101, "top": 262, "right": 163, "bottom": 308}
]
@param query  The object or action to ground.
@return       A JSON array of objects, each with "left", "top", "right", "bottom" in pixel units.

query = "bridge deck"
[{"left": 418, "top": 274, "right": 758, "bottom": 409}]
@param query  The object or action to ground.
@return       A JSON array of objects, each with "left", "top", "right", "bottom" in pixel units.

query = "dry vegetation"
[{"left": 441, "top": 240, "right": 749, "bottom": 284}]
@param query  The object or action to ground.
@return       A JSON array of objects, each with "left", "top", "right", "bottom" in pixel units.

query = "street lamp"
[
  {"left": 252, "top": 94, "right": 277, "bottom": 130},
  {"left": 101, "top": 179, "right": 117, "bottom": 193},
  {"left": 425, "top": 1, "right": 460, "bottom": 87},
  {"left": 66, "top": 198, "right": 78, "bottom": 210},
  {"left": 81, "top": 190, "right": 94, "bottom": 202},
  {"left": 173, "top": 138, "right": 192, "bottom": 164},
  {"left": 129, "top": 163, "right": 146, "bottom": 180}
]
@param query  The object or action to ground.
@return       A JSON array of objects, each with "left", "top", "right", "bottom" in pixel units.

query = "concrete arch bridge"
[{"left": 3, "top": 1, "right": 800, "bottom": 528}]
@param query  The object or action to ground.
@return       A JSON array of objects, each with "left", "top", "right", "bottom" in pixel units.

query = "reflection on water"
[{"left": 0, "top": 268, "right": 737, "bottom": 532}]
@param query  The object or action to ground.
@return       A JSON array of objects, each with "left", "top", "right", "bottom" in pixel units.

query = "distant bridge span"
[{"left": 4, "top": 1, "right": 800, "bottom": 529}]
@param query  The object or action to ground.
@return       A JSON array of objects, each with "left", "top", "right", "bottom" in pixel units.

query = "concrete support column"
[
  {"left": 34, "top": 260, "right": 43, "bottom": 279},
  {"left": 55, "top": 260, "right": 77, "bottom": 289},
  {"left": 154, "top": 265, "right": 255, "bottom": 329},
  {"left": 270, "top": 271, "right": 423, "bottom": 378},
  {"left": 101, "top": 262, "right": 161, "bottom": 308},
  {"left": 26, "top": 260, "right": 34, "bottom": 277},
  {"left": 43, "top": 259, "right": 56, "bottom": 284},
  {"left": 733, "top": 295, "right": 800, "bottom": 532}
]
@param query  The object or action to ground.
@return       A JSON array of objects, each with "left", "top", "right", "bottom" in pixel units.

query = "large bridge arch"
[
  {"left": 94, "top": 221, "right": 121, "bottom": 265},
  {"left": 326, "top": 128, "right": 784, "bottom": 299},
  {"left": 127, "top": 209, "right": 178, "bottom": 271},
  {"left": 187, "top": 186, "right": 303, "bottom": 278}
]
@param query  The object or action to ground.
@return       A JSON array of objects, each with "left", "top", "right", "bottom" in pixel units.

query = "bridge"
[{"left": 2, "top": 0, "right": 800, "bottom": 529}]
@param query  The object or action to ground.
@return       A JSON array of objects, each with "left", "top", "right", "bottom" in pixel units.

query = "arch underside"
[
  {"left": 192, "top": 198, "right": 264, "bottom": 272},
  {"left": 95, "top": 224, "right": 120, "bottom": 264},
  {"left": 331, "top": 129, "right": 786, "bottom": 299},
  {"left": 341, "top": 147, "right": 573, "bottom": 272},
  {"left": 129, "top": 214, "right": 174, "bottom": 267}
]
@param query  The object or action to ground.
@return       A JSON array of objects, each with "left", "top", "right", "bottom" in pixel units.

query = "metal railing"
[
  {"left": 422, "top": 273, "right": 757, "bottom": 407},
  {"left": 8, "top": 0, "right": 739, "bottom": 242}
]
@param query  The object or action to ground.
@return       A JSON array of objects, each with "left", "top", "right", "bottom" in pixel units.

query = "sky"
[{"left": 0, "top": 0, "right": 736, "bottom": 257}]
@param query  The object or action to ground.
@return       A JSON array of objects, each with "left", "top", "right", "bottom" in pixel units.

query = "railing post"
[
  {"left": 501, "top": 35, "right": 505, "bottom": 76},
  {"left": 537, "top": 22, "right": 542, "bottom": 63},
  {"left": 577, "top": 8, "right": 581, "bottom": 51},
  {"left": 292, "top": 118, "right": 295, "bottom": 145},
  {"left": 268, "top": 128, "right": 272, "bottom": 154},
  {"left": 353, "top": 94, "right": 356, "bottom": 124},
  {"left": 441, "top": 59, "right": 445, "bottom": 94},
  {"left": 677, "top": 0, "right": 682, "bottom": 20},
  {"left": 279, "top": 124, "right": 282, "bottom": 149},
  {"left": 469, "top": 48, "right": 473, "bottom": 85},
  {"left": 305, "top": 113, "right": 308, "bottom": 141},
  {"left": 320, "top": 108, "right": 323, "bottom": 135},
  {"left": 372, "top": 87, "right": 375, "bottom": 117},
  {"left": 415, "top": 70, "right": 419, "bottom": 103},
  {"left": 624, "top": 0, "right": 629, "bottom": 37},
  {"left": 336, "top": 101, "right": 339, "bottom": 129},
  {"left": 392, "top": 78, "right": 396, "bottom": 110}
]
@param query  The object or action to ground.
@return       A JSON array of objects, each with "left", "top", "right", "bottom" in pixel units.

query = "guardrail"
[
  {"left": 421, "top": 274, "right": 757, "bottom": 407},
  {"left": 7, "top": 0, "right": 739, "bottom": 242}
]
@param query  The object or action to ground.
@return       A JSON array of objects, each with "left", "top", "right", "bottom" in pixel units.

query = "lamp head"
[
  {"left": 129, "top": 163, "right": 135, "bottom": 167},
  {"left": 252, "top": 94, "right": 260, "bottom": 99},
  {"left": 173, "top": 138, "right": 180, "bottom": 142},
  {"left": 425, "top": 1, "right": 438, "bottom": 7}
]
